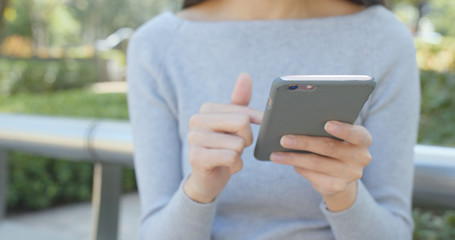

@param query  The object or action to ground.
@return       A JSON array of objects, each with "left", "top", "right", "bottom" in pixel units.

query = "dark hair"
[{"left": 183, "top": 0, "right": 386, "bottom": 9}]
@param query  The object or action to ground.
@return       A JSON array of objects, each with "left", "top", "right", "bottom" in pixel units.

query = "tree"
[
  {"left": 2, "top": 0, "right": 181, "bottom": 44},
  {"left": 426, "top": 0, "right": 455, "bottom": 36}
]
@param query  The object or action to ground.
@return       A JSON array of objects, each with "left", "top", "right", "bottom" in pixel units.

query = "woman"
[{"left": 127, "top": 0, "right": 420, "bottom": 239}]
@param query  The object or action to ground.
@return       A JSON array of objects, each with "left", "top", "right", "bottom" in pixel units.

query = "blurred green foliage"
[
  {"left": 415, "top": 37, "right": 455, "bottom": 148},
  {"left": 0, "top": 87, "right": 128, "bottom": 118},
  {"left": 425, "top": 0, "right": 455, "bottom": 37},
  {"left": 413, "top": 209, "right": 455, "bottom": 240},
  {"left": 7, "top": 152, "right": 93, "bottom": 210},
  {"left": 416, "top": 38, "right": 455, "bottom": 73},
  {"left": 0, "top": 89, "right": 134, "bottom": 211},
  {"left": 419, "top": 70, "right": 455, "bottom": 146},
  {"left": 1, "top": 0, "right": 182, "bottom": 48},
  {"left": 0, "top": 57, "right": 96, "bottom": 96},
  {"left": 392, "top": 0, "right": 455, "bottom": 38}
]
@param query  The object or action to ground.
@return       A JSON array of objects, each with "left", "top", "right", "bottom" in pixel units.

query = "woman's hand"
[
  {"left": 184, "top": 73, "right": 263, "bottom": 204},
  {"left": 270, "top": 121, "right": 373, "bottom": 212}
]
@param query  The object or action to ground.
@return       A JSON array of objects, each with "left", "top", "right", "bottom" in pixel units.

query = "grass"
[{"left": 0, "top": 87, "right": 128, "bottom": 119}]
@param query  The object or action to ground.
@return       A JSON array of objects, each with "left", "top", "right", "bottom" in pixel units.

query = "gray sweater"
[{"left": 127, "top": 5, "right": 420, "bottom": 240}]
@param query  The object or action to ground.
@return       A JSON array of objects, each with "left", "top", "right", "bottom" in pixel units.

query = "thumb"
[{"left": 231, "top": 73, "right": 252, "bottom": 106}]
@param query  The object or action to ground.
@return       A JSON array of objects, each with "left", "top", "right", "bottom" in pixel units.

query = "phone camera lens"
[{"left": 288, "top": 84, "right": 298, "bottom": 90}]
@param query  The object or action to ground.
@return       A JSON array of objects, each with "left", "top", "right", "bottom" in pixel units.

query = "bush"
[
  {"left": 413, "top": 208, "right": 455, "bottom": 240},
  {"left": 0, "top": 57, "right": 97, "bottom": 96},
  {"left": 419, "top": 70, "right": 455, "bottom": 146},
  {"left": 7, "top": 152, "right": 137, "bottom": 212},
  {"left": 7, "top": 153, "right": 93, "bottom": 211}
]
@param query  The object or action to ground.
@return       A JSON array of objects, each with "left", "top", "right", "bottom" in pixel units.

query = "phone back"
[{"left": 254, "top": 76, "right": 376, "bottom": 160}]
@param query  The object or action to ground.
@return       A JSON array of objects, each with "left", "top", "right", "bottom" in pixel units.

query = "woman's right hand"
[{"left": 184, "top": 73, "right": 263, "bottom": 203}]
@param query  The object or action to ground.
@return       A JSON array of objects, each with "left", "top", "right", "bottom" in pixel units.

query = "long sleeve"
[
  {"left": 127, "top": 21, "right": 218, "bottom": 240},
  {"left": 320, "top": 36, "right": 420, "bottom": 239},
  {"left": 127, "top": 7, "right": 421, "bottom": 240}
]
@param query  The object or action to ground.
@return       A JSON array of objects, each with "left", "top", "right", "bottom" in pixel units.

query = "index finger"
[
  {"left": 200, "top": 102, "right": 263, "bottom": 125},
  {"left": 324, "top": 121, "right": 372, "bottom": 147}
]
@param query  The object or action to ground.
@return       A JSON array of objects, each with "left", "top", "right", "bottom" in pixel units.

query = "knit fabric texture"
[{"left": 127, "top": 5, "right": 420, "bottom": 240}]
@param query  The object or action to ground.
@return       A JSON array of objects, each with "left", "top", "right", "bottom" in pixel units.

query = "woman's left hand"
[{"left": 270, "top": 121, "right": 372, "bottom": 212}]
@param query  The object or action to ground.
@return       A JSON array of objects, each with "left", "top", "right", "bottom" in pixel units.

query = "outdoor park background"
[{"left": 0, "top": 0, "right": 454, "bottom": 239}]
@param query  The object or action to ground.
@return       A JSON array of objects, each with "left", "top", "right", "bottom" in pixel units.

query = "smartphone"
[{"left": 254, "top": 75, "right": 376, "bottom": 161}]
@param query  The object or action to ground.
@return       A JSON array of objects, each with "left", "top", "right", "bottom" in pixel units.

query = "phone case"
[{"left": 254, "top": 75, "right": 376, "bottom": 160}]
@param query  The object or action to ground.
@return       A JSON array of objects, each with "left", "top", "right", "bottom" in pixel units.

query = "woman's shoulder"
[
  {"left": 129, "top": 12, "right": 183, "bottom": 55},
  {"left": 367, "top": 6, "right": 415, "bottom": 53}
]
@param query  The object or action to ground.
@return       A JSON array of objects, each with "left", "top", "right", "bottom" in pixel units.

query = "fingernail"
[
  {"left": 270, "top": 153, "right": 284, "bottom": 162},
  {"left": 281, "top": 136, "right": 296, "bottom": 147},
  {"left": 325, "top": 121, "right": 340, "bottom": 135}
]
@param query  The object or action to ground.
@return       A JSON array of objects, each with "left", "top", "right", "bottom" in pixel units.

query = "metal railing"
[
  {"left": 413, "top": 145, "right": 455, "bottom": 208},
  {"left": 0, "top": 113, "right": 133, "bottom": 240},
  {"left": 0, "top": 113, "right": 455, "bottom": 239}
]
